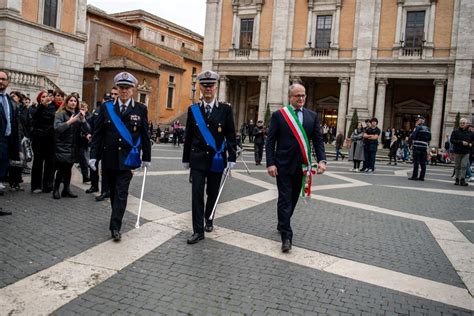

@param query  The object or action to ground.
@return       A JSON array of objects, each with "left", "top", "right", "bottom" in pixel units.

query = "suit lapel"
[
  {"left": 209, "top": 103, "right": 221, "bottom": 121},
  {"left": 302, "top": 108, "right": 312, "bottom": 136}
]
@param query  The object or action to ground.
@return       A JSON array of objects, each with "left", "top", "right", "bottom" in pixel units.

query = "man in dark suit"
[
  {"left": 182, "top": 70, "right": 237, "bottom": 244},
  {"left": 266, "top": 83, "right": 327, "bottom": 253},
  {"left": 89, "top": 72, "right": 151, "bottom": 241},
  {"left": 0, "top": 71, "right": 19, "bottom": 215}
]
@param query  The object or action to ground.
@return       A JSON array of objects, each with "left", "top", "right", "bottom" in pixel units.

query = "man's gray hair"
[{"left": 288, "top": 83, "right": 304, "bottom": 97}]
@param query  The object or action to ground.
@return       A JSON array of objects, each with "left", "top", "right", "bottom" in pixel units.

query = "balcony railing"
[
  {"left": 311, "top": 48, "right": 330, "bottom": 57},
  {"left": 401, "top": 46, "right": 422, "bottom": 57},
  {"left": 7, "top": 69, "right": 60, "bottom": 91},
  {"left": 235, "top": 48, "right": 251, "bottom": 57}
]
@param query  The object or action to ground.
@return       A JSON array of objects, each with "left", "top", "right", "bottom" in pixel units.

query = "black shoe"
[
  {"left": 0, "top": 210, "right": 12, "bottom": 216},
  {"left": 408, "top": 177, "right": 417, "bottom": 180},
  {"left": 62, "top": 188, "right": 78, "bottom": 198},
  {"left": 111, "top": 230, "right": 121, "bottom": 242},
  {"left": 85, "top": 186, "right": 99, "bottom": 194},
  {"left": 82, "top": 177, "right": 91, "bottom": 184},
  {"left": 205, "top": 220, "right": 213, "bottom": 232},
  {"left": 281, "top": 240, "right": 292, "bottom": 253},
  {"left": 42, "top": 188, "right": 52, "bottom": 194},
  {"left": 53, "top": 190, "right": 61, "bottom": 199},
  {"left": 187, "top": 233, "right": 204, "bottom": 244},
  {"left": 460, "top": 179, "right": 468, "bottom": 186},
  {"left": 95, "top": 192, "right": 110, "bottom": 201},
  {"left": 417, "top": 178, "right": 424, "bottom": 181},
  {"left": 455, "top": 178, "right": 460, "bottom": 185}
]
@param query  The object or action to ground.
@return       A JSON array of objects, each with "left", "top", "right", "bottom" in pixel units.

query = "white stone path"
[{"left": 0, "top": 164, "right": 473, "bottom": 315}]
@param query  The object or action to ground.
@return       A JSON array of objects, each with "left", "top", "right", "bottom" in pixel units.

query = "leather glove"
[
  {"left": 227, "top": 162, "right": 236, "bottom": 169},
  {"left": 142, "top": 161, "right": 151, "bottom": 169},
  {"left": 88, "top": 159, "right": 97, "bottom": 171},
  {"left": 183, "top": 162, "right": 190, "bottom": 170}
]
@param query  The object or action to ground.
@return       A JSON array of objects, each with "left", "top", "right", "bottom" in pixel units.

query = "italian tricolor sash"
[{"left": 279, "top": 105, "right": 316, "bottom": 197}]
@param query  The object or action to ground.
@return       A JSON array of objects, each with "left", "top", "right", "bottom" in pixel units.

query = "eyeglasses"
[
  {"left": 0, "top": 78, "right": 8, "bottom": 81},
  {"left": 291, "top": 94, "right": 306, "bottom": 99}
]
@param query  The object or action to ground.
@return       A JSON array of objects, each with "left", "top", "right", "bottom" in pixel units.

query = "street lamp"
[
  {"left": 191, "top": 73, "right": 197, "bottom": 104},
  {"left": 93, "top": 59, "right": 101, "bottom": 109}
]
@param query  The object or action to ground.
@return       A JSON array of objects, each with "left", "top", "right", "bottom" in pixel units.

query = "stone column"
[
  {"left": 337, "top": 77, "right": 350, "bottom": 136},
  {"left": 238, "top": 80, "right": 247, "bottom": 127},
  {"left": 394, "top": 0, "right": 404, "bottom": 44},
  {"left": 333, "top": 2, "right": 341, "bottom": 48},
  {"left": 374, "top": 78, "right": 388, "bottom": 130},
  {"left": 351, "top": 0, "right": 376, "bottom": 119},
  {"left": 76, "top": 0, "right": 87, "bottom": 35},
  {"left": 253, "top": 5, "right": 262, "bottom": 50},
  {"left": 431, "top": 79, "right": 446, "bottom": 148},
  {"left": 202, "top": 0, "right": 220, "bottom": 70},
  {"left": 427, "top": 0, "right": 436, "bottom": 44},
  {"left": 257, "top": 76, "right": 268, "bottom": 121},
  {"left": 218, "top": 76, "right": 227, "bottom": 101},
  {"left": 306, "top": 1, "right": 314, "bottom": 46},
  {"left": 267, "top": 0, "right": 290, "bottom": 112}
]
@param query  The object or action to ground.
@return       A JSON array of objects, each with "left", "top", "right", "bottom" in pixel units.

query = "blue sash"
[
  {"left": 104, "top": 101, "right": 142, "bottom": 168},
  {"left": 191, "top": 104, "right": 225, "bottom": 173}
]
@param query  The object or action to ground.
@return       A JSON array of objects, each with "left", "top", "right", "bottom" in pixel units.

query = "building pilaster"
[
  {"left": 257, "top": 76, "right": 268, "bottom": 121},
  {"left": 337, "top": 77, "right": 350, "bottom": 136},
  {"left": 431, "top": 79, "right": 446, "bottom": 148},
  {"left": 374, "top": 78, "right": 388, "bottom": 131}
]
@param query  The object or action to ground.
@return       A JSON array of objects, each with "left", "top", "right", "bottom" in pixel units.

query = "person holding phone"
[{"left": 52, "top": 94, "right": 90, "bottom": 199}]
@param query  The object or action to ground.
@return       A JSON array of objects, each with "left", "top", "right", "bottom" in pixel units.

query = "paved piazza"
[{"left": 0, "top": 144, "right": 473, "bottom": 315}]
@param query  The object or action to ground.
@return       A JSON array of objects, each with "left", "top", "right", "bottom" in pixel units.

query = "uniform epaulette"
[{"left": 219, "top": 101, "right": 231, "bottom": 107}]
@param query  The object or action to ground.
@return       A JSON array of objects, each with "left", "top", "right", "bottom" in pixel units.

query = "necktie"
[
  {"left": 295, "top": 108, "right": 303, "bottom": 124},
  {"left": 121, "top": 104, "right": 127, "bottom": 114},
  {"left": 205, "top": 104, "right": 211, "bottom": 118},
  {"left": 0, "top": 94, "right": 11, "bottom": 136}
]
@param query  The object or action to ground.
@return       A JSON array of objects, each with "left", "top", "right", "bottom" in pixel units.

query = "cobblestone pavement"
[{"left": 1, "top": 143, "right": 473, "bottom": 315}]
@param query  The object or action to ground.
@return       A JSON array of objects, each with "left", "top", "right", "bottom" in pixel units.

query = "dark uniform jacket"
[
  {"left": 266, "top": 107, "right": 326, "bottom": 175},
  {"left": 410, "top": 125, "right": 431, "bottom": 151},
  {"left": 182, "top": 100, "right": 237, "bottom": 171},
  {"left": 90, "top": 99, "right": 151, "bottom": 170}
]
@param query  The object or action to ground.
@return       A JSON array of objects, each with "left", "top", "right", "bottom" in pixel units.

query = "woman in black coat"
[
  {"left": 31, "top": 90, "right": 59, "bottom": 193},
  {"left": 52, "top": 94, "right": 90, "bottom": 199}
]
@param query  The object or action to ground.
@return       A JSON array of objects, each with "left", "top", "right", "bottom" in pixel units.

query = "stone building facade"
[
  {"left": 0, "top": 0, "right": 87, "bottom": 97},
  {"left": 203, "top": 0, "right": 473, "bottom": 147},
  {"left": 83, "top": 7, "right": 203, "bottom": 125}
]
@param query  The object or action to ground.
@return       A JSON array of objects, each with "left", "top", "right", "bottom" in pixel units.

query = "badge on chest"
[
  {"left": 218, "top": 123, "right": 222, "bottom": 133},
  {"left": 130, "top": 114, "right": 141, "bottom": 132}
]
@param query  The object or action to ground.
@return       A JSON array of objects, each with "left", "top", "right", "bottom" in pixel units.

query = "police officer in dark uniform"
[
  {"left": 409, "top": 115, "right": 431, "bottom": 181},
  {"left": 89, "top": 72, "right": 151, "bottom": 241},
  {"left": 182, "top": 70, "right": 237, "bottom": 244}
]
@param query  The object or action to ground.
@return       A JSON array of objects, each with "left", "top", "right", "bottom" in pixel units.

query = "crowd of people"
[{"left": 0, "top": 69, "right": 125, "bottom": 216}]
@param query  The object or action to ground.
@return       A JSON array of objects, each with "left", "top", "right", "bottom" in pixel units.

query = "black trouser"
[
  {"left": 31, "top": 135, "right": 55, "bottom": 192},
  {"left": 366, "top": 149, "right": 377, "bottom": 170},
  {"left": 412, "top": 149, "right": 427, "bottom": 179},
  {"left": 54, "top": 161, "right": 73, "bottom": 190},
  {"left": 106, "top": 169, "right": 133, "bottom": 232},
  {"left": 361, "top": 144, "right": 369, "bottom": 170},
  {"left": 254, "top": 142, "right": 264, "bottom": 163},
  {"left": 353, "top": 160, "right": 361, "bottom": 169},
  {"left": 190, "top": 168, "right": 223, "bottom": 234},
  {"left": 276, "top": 171, "right": 303, "bottom": 242}
]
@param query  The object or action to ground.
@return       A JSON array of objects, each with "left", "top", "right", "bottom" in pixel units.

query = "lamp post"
[
  {"left": 93, "top": 60, "right": 101, "bottom": 109},
  {"left": 191, "top": 73, "right": 197, "bottom": 104}
]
